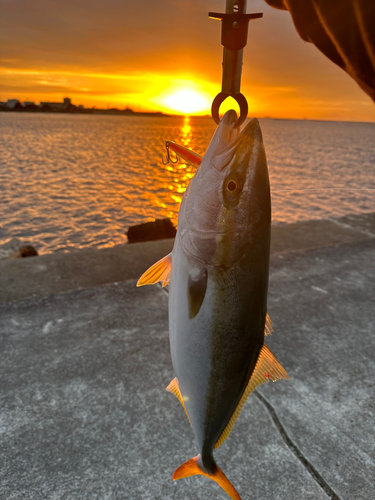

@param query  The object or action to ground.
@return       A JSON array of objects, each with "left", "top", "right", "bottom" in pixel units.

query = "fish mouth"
[
  {"left": 214, "top": 109, "right": 238, "bottom": 147},
  {"left": 202, "top": 110, "right": 238, "bottom": 165},
  {"left": 208, "top": 111, "right": 260, "bottom": 172}
]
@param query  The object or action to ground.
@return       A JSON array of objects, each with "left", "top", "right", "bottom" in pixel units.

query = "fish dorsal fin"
[
  {"left": 265, "top": 313, "right": 273, "bottom": 336},
  {"left": 166, "top": 377, "right": 191, "bottom": 425},
  {"left": 188, "top": 269, "right": 208, "bottom": 319},
  {"left": 136, "top": 253, "right": 172, "bottom": 287},
  {"left": 215, "top": 344, "right": 289, "bottom": 449}
]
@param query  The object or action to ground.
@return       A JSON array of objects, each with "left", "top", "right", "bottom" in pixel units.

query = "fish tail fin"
[{"left": 173, "top": 455, "right": 242, "bottom": 500}]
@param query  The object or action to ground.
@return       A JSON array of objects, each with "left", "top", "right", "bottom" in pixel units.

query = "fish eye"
[
  {"left": 225, "top": 176, "right": 242, "bottom": 194},
  {"left": 227, "top": 180, "right": 237, "bottom": 192},
  {"left": 223, "top": 175, "right": 242, "bottom": 206}
]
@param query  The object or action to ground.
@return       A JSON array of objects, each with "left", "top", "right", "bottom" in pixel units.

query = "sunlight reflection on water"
[{"left": 0, "top": 113, "right": 374, "bottom": 254}]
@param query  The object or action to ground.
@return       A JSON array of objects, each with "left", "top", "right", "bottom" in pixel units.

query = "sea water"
[{"left": 0, "top": 113, "right": 374, "bottom": 254}]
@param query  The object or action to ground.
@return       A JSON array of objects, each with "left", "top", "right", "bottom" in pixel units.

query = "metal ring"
[{"left": 211, "top": 92, "right": 248, "bottom": 128}]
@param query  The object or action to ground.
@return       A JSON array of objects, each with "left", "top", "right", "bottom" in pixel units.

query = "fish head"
[{"left": 178, "top": 110, "right": 270, "bottom": 269}]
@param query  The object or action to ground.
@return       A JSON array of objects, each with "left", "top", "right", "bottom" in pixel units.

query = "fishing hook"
[
  {"left": 161, "top": 141, "right": 179, "bottom": 165},
  {"left": 209, "top": 1, "right": 262, "bottom": 128}
]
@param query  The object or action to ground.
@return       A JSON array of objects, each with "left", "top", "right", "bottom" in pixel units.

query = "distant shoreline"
[
  {"left": 1, "top": 109, "right": 373, "bottom": 125},
  {"left": 0, "top": 97, "right": 177, "bottom": 117},
  {"left": 0, "top": 107, "right": 172, "bottom": 118}
]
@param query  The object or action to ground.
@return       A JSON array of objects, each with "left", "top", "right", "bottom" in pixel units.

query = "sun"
[
  {"left": 149, "top": 80, "right": 214, "bottom": 115},
  {"left": 162, "top": 89, "right": 210, "bottom": 114}
]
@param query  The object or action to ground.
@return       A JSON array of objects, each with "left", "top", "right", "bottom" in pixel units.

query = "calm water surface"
[{"left": 1, "top": 113, "right": 374, "bottom": 254}]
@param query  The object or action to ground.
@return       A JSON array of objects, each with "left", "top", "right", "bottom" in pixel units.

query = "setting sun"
[
  {"left": 149, "top": 79, "right": 215, "bottom": 115},
  {"left": 162, "top": 89, "right": 210, "bottom": 114}
]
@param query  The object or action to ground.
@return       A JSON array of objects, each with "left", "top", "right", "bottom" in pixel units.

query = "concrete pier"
[{"left": 1, "top": 213, "right": 374, "bottom": 499}]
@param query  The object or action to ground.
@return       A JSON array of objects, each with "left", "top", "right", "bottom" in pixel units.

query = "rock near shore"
[
  {"left": 0, "top": 238, "right": 38, "bottom": 260},
  {"left": 127, "top": 218, "right": 176, "bottom": 244}
]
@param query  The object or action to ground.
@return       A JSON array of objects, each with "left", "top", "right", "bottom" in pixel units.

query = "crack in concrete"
[
  {"left": 254, "top": 390, "right": 341, "bottom": 500},
  {"left": 327, "top": 217, "right": 375, "bottom": 238}
]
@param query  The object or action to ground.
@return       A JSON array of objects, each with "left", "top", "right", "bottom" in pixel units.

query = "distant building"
[
  {"left": 23, "top": 102, "right": 39, "bottom": 112},
  {"left": 5, "top": 99, "right": 22, "bottom": 110},
  {"left": 0, "top": 96, "right": 88, "bottom": 113},
  {"left": 39, "top": 103, "right": 53, "bottom": 112},
  {"left": 40, "top": 101, "right": 65, "bottom": 111},
  {"left": 39, "top": 97, "right": 73, "bottom": 111}
]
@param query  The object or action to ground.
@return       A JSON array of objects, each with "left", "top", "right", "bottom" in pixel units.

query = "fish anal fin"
[
  {"left": 166, "top": 377, "right": 191, "bottom": 425},
  {"left": 136, "top": 253, "right": 172, "bottom": 287},
  {"left": 215, "top": 344, "right": 288, "bottom": 449},
  {"left": 265, "top": 312, "right": 273, "bottom": 336},
  {"left": 173, "top": 455, "right": 241, "bottom": 500}
]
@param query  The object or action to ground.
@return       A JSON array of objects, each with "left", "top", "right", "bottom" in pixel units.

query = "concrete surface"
[
  {"left": 0, "top": 213, "right": 374, "bottom": 499},
  {"left": 262, "top": 238, "right": 375, "bottom": 500},
  {"left": 0, "top": 213, "right": 374, "bottom": 305},
  {"left": 0, "top": 239, "right": 174, "bottom": 305}
]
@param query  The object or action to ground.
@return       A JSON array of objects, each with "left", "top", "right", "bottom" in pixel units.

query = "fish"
[{"left": 137, "top": 110, "right": 288, "bottom": 500}]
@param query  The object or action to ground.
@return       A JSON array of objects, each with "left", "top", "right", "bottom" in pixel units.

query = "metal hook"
[
  {"left": 161, "top": 141, "right": 179, "bottom": 165},
  {"left": 209, "top": 1, "right": 262, "bottom": 128},
  {"left": 211, "top": 92, "right": 249, "bottom": 128}
]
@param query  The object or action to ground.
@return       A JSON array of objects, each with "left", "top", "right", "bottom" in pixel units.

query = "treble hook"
[{"left": 161, "top": 141, "right": 179, "bottom": 165}]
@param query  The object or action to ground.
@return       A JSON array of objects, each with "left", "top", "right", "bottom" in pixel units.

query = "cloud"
[
  {"left": 0, "top": 0, "right": 373, "bottom": 120},
  {"left": 0, "top": 0, "right": 216, "bottom": 73}
]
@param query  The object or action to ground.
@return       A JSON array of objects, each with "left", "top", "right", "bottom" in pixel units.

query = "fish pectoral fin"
[
  {"left": 265, "top": 312, "right": 273, "bottom": 336},
  {"left": 166, "top": 377, "right": 191, "bottom": 425},
  {"left": 136, "top": 253, "right": 172, "bottom": 287},
  {"left": 215, "top": 344, "right": 289, "bottom": 449},
  {"left": 173, "top": 455, "right": 242, "bottom": 500},
  {"left": 188, "top": 269, "right": 208, "bottom": 319}
]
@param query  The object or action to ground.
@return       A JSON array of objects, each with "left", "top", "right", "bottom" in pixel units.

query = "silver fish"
[{"left": 138, "top": 110, "right": 288, "bottom": 500}]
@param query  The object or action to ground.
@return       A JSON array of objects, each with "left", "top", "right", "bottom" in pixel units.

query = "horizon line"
[{"left": 1, "top": 96, "right": 374, "bottom": 125}]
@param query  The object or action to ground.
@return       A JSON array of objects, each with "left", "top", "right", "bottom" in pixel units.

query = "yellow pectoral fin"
[
  {"left": 136, "top": 253, "right": 172, "bottom": 287},
  {"left": 166, "top": 377, "right": 191, "bottom": 425},
  {"left": 215, "top": 344, "right": 289, "bottom": 449}
]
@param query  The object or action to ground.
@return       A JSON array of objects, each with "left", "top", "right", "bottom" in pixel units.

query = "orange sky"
[{"left": 1, "top": 0, "right": 374, "bottom": 122}]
